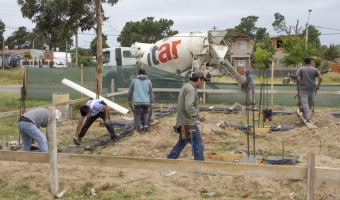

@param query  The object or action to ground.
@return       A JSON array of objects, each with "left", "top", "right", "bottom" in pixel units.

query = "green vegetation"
[
  {"left": 0, "top": 69, "right": 24, "bottom": 85},
  {"left": 0, "top": 93, "right": 50, "bottom": 141},
  {"left": 0, "top": 181, "right": 46, "bottom": 200}
]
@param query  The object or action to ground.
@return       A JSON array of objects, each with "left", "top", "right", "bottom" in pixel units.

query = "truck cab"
[{"left": 103, "top": 47, "right": 137, "bottom": 66}]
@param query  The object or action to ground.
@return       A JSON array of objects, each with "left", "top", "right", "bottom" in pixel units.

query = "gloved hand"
[
  {"left": 104, "top": 120, "right": 111, "bottom": 126},
  {"left": 128, "top": 101, "right": 132, "bottom": 107}
]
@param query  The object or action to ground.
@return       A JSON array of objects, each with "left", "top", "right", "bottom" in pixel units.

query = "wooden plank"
[
  {"left": 1, "top": 151, "right": 340, "bottom": 182},
  {"left": 117, "top": 88, "right": 340, "bottom": 95},
  {"left": 204, "top": 152, "right": 242, "bottom": 162},
  {"left": 255, "top": 127, "right": 271, "bottom": 134},
  {"left": 296, "top": 109, "right": 318, "bottom": 129},
  {"left": 105, "top": 90, "right": 129, "bottom": 97}
]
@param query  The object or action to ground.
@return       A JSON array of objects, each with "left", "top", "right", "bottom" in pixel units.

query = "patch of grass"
[
  {"left": 103, "top": 184, "right": 157, "bottom": 199},
  {"left": 0, "top": 93, "right": 50, "bottom": 112},
  {"left": 0, "top": 181, "right": 45, "bottom": 200},
  {"left": 0, "top": 116, "right": 19, "bottom": 141},
  {"left": 322, "top": 72, "right": 340, "bottom": 83},
  {"left": 0, "top": 69, "right": 24, "bottom": 86},
  {"left": 0, "top": 93, "right": 51, "bottom": 143}
]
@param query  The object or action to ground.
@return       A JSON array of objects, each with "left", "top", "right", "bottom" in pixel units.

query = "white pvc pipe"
[{"left": 61, "top": 78, "right": 129, "bottom": 115}]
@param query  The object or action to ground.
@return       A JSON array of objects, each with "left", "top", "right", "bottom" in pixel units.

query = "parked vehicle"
[
  {"left": 283, "top": 70, "right": 297, "bottom": 84},
  {"left": 0, "top": 53, "right": 22, "bottom": 69},
  {"left": 53, "top": 62, "right": 67, "bottom": 68},
  {"left": 103, "top": 47, "right": 137, "bottom": 66}
]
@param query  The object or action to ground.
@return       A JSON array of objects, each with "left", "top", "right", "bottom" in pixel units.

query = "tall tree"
[
  {"left": 252, "top": 33, "right": 275, "bottom": 69},
  {"left": 18, "top": 0, "right": 119, "bottom": 96},
  {"left": 234, "top": 15, "right": 260, "bottom": 37},
  {"left": 17, "top": 0, "right": 118, "bottom": 50},
  {"left": 253, "top": 47, "right": 273, "bottom": 69},
  {"left": 272, "top": 12, "right": 302, "bottom": 35},
  {"left": 5, "top": 26, "right": 31, "bottom": 49},
  {"left": 0, "top": 19, "right": 5, "bottom": 49},
  {"left": 323, "top": 44, "right": 340, "bottom": 61},
  {"left": 280, "top": 35, "right": 317, "bottom": 66},
  {"left": 90, "top": 34, "right": 109, "bottom": 56},
  {"left": 70, "top": 47, "right": 96, "bottom": 66},
  {"left": 117, "top": 17, "right": 178, "bottom": 47},
  {"left": 225, "top": 16, "right": 269, "bottom": 49},
  {"left": 301, "top": 25, "right": 321, "bottom": 49}
]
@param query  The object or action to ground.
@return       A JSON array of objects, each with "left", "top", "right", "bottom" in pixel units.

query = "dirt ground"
[{"left": 1, "top": 104, "right": 340, "bottom": 199}]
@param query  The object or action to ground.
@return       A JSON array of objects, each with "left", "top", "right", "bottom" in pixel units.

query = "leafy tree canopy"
[
  {"left": 281, "top": 35, "right": 317, "bottom": 66},
  {"left": 117, "top": 17, "right": 179, "bottom": 47},
  {"left": 0, "top": 19, "right": 5, "bottom": 46},
  {"left": 70, "top": 47, "right": 95, "bottom": 66},
  {"left": 5, "top": 26, "right": 31, "bottom": 49},
  {"left": 234, "top": 15, "right": 261, "bottom": 37},
  {"left": 17, "top": 0, "right": 119, "bottom": 50},
  {"left": 253, "top": 47, "right": 273, "bottom": 69},
  {"left": 90, "top": 34, "right": 110, "bottom": 56},
  {"left": 225, "top": 16, "right": 269, "bottom": 51},
  {"left": 272, "top": 12, "right": 302, "bottom": 35},
  {"left": 301, "top": 25, "right": 321, "bottom": 50},
  {"left": 322, "top": 44, "right": 340, "bottom": 61}
]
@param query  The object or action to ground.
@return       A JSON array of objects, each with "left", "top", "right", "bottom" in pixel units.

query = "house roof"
[{"left": 231, "top": 34, "right": 252, "bottom": 39}]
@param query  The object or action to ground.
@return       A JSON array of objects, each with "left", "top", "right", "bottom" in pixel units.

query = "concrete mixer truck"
[
  {"left": 103, "top": 30, "right": 244, "bottom": 85},
  {"left": 129, "top": 30, "right": 244, "bottom": 85}
]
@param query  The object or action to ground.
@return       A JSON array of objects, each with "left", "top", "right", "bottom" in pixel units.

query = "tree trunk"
[{"left": 95, "top": 0, "right": 103, "bottom": 96}]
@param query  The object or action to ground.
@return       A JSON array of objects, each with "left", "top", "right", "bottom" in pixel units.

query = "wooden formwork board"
[
  {"left": 204, "top": 152, "right": 242, "bottom": 162},
  {"left": 1, "top": 151, "right": 340, "bottom": 182}
]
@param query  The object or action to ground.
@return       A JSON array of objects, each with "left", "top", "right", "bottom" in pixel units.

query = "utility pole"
[
  {"left": 95, "top": 0, "right": 103, "bottom": 96},
  {"left": 305, "top": 9, "right": 312, "bottom": 50},
  {"left": 75, "top": 32, "right": 78, "bottom": 68},
  {"left": 32, "top": 38, "right": 35, "bottom": 67},
  {"left": 66, "top": 40, "right": 68, "bottom": 67}
]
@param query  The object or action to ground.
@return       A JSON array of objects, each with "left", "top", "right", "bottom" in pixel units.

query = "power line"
[
  {"left": 314, "top": 25, "right": 340, "bottom": 32},
  {"left": 320, "top": 33, "right": 340, "bottom": 36}
]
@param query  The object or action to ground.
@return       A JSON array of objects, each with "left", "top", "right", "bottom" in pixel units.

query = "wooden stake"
[{"left": 48, "top": 107, "right": 59, "bottom": 194}]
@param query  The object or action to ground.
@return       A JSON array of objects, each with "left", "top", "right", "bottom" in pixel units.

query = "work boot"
[
  {"left": 144, "top": 125, "right": 149, "bottom": 132},
  {"left": 73, "top": 136, "right": 81, "bottom": 145},
  {"left": 306, "top": 116, "right": 312, "bottom": 122},
  {"left": 112, "top": 138, "right": 119, "bottom": 144}
]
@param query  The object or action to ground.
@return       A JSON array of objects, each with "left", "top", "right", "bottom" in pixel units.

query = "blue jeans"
[
  {"left": 18, "top": 121, "right": 48, "bottom": 152},
  {"left": 134, "top": 104, "right": 150, "bottom": 131},
  {"left": 167, "top": 124, "right": 204, "bottom": 160}
]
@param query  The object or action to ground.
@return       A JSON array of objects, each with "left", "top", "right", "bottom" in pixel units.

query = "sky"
[{"left": 1, "top": 0, "right": 340, "bottom": 49}]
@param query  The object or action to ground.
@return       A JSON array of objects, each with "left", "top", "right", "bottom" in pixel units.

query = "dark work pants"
[
  {"left": 79, "top": 111, "right": 117, "bottom": 139},
  {"left": 134, "top": 104, "right": 150, "bottom": 131}
]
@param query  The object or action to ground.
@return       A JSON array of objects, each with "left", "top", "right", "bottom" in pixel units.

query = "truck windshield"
[{"left": 122, "top": 50, "right": 133, "bottom": 58}]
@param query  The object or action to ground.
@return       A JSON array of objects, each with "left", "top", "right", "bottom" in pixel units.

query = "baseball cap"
[{"left": 192, "top": 71, "right": 207, "bottom": 81}]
